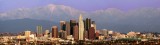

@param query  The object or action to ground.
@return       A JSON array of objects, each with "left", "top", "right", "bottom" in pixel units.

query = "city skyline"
[
  {"left": 0, "top": 14, "right": 160, "bottom": 45},
  {"left": 0, "top": 0, "right": 160, "bottom": 33},
  {"left": 0, "top": 0, "right": 160, "bottom": 45}
]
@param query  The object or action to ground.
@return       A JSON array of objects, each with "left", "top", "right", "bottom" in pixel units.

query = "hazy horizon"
[{"left": 0, "top": 0, "right": 160, "bottom": 33}]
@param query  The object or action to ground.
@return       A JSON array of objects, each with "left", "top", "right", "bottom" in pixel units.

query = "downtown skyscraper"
[
  {"left": 36, "top": 25, "right": 42, "bottom": 37},
  {"left": 52, "top": 26, "right": 58, "bottom": 38},
  {"left": 60, "top": 21, "right": 66, "bottom": 31},
  {"left": 70, "top": 20, "right": 76, "bottom": 35},
  {"left": 73, "top": 25, "right": 79, "bottom": 41},
  {"left": 79, "top": 14, "right": 84, "bottom": 40}
]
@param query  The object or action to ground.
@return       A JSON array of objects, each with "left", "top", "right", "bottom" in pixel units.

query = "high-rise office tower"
[
  {"left": 88, "top": 27, "right": 95, "bottom": 40},
  {"left": 86, "top": 18, "right": 91, "bottom": 31},
  {"left": 36, "top": 25, "right": 42, "bottom": 37},
  {"left": 85, "top": 18, "right": 91, "bottom": 39},
  {"left": 83, "top": 20, "right": 88, "bottom": 39},
  {"left": 73, "top": 25, "right": 79, "bottom": 41},
  {"left": 79, "top": 14, "right": 84, "bottom": 40},
  {"left": 66, "top": 22, "right": 71, "bottom": 35},
  {"left": 70, "top": 20, "right": 76, "bottom": 35},
  {"left": 60, "top": 21, "right": 66, "bottom": 31},
  {"left": 59, "top": 21, "right": 67, "bottom": 39},
  {"left": 52, "top": 26, "right": 58, "bottom": 38}
]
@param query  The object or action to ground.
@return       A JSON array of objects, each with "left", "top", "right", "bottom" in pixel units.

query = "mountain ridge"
[{"left": 0, "top": 4, "right": 160, "bottom": 33}]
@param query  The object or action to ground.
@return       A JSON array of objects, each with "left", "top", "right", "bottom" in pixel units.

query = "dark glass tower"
[
  {"left": 86, "top": 18, "right": 91, "bottom": 31},
  {"left": 70, "top": 20, "right": 76, "bottom": 35},
  {"left": 60, "top": 21, "right": 66, "bottom": 31}
]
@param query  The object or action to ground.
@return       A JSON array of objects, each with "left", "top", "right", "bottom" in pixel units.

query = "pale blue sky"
[{"left": 0, "top": 0, "right": 160, "bottom": 12}]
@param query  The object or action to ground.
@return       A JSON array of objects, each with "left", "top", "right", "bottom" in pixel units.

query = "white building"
[{"left": 79, "top": 14, "right": 84, "bottom": 40}]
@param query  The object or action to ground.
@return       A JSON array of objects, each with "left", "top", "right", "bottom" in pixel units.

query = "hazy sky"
[
  {"left": 1, "top": 0, "right": 160, "bottom": 33},
  {"left": 0, "top": 0, "right": 160, "bottom": 12}
]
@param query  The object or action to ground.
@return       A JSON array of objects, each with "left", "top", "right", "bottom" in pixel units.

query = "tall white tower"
[{"left": 79, "top": 14, "right": 84, "bottom": 40}]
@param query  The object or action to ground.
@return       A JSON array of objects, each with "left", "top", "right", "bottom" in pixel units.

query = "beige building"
[
  {"left": 25, "top": 30, "right": 31, "bottom": 42},
  {"left": 79, "top": 14, "right": 84, "bottom": 40}
]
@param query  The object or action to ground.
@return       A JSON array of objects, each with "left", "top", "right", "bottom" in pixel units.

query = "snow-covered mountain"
[{"left": 0, "top": 4, "right": 160, "bottom": 33}]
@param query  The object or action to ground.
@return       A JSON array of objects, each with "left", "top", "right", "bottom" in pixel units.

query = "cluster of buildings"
[
  {"left": 29, "top": 14, "right": 98, "bottom": 41},
  {"left": 0, "top": 14, "right": 98, "bottom": 44},
  {"left": 0, "top": 14, "right": 160, "bottom": 45},
  {"left": 97, "top": 29, "right": 160, "bottom": 40}
]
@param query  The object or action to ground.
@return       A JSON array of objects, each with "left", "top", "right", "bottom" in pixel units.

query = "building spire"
[{"left": 79, "top": 14, "right": 83, "bottom": 20}]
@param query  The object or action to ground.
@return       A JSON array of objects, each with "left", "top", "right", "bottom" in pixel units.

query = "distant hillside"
[
  {"left": 0, "top": 18, "right": 160, "bottom": 33},
  {"left": 0, "top": 18, "right": 58, "bottom": 33},
  {"left": 0, "top": 4, "right": 160, "bottom": 33}
]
